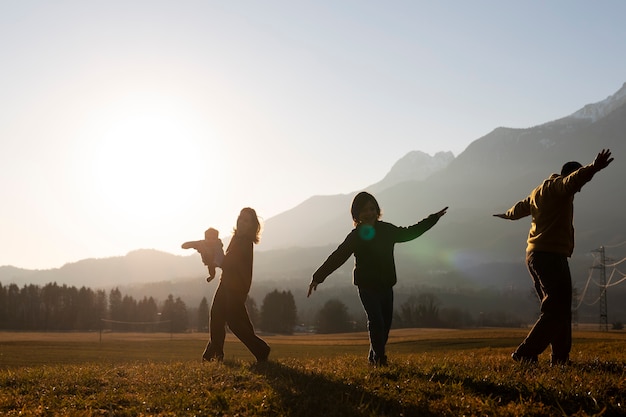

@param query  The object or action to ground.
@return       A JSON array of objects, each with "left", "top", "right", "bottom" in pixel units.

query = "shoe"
[
  {"left": 551, "top": 357, "right": 571, "bottom": 367},
  {"left": 369, "top": 355, "right": 388, "bottom": 367},
  {"left": 202, "top": 351, "right": 223, "bottom": 362},
  {"left": 256, "top": 345, "right": 271, "bottom": 362},
  {"left": 511, "top": 352, "right": 538, "bottom": 363}
]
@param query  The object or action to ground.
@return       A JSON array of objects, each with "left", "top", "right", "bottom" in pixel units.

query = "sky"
[{"left": 2, "top": 1, "right": 626, "bottom": 270}]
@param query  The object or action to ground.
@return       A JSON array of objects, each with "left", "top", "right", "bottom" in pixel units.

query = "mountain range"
[
  {"left": 261, "top": 82, "right": 626, "bottom": 258},
  {"left": 2, "top": 83, "right": 626, "bottom": 309}
]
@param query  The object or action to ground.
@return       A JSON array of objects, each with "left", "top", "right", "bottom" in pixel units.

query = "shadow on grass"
[
  {"left": 423, "top": 360, "right": 626, "bottom": 416},
  {"left": 239, "top": 360, "right": 435, "bottom": 417}
]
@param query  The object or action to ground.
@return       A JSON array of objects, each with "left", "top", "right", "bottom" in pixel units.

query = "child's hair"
[
  {"left": 204, "top": 228, "right": 219, "bottom": 240},
  {"left": 350, "top": 191, "right": 381, "bottom": 226},
  {"left": 234, "top": 207, "right": 262, "bottom": 244}
]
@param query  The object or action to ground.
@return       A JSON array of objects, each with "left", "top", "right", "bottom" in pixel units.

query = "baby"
[{"left": 182, "top": 227, "right": 225, "bottom": 282}]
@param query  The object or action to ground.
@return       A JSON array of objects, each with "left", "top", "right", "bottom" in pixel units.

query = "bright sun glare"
[{"left": 82, "top": 94, "right": 212, "bottom": 226}]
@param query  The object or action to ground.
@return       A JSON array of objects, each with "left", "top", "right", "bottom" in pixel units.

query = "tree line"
[
  {"left": 0, "top": 281, "right": 523, "bottom": 334},
  {"left": 0, "top": 282, "right": 300, "bottom": 333}
]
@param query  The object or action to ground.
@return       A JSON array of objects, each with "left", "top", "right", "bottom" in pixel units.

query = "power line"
[
  {"left": 602, "top": 240, "right": 626, "bottom": 249},
  {"left": 101, "top": 319, "right": 170, "bottom": 325},
  {"left": 574, "top": 264, "right": 596, "bottom": 310},
  {"left": 603, "top": 256, "right": 626, "bottom": 267},
  {"left": 575, "top": 246, "right": 626, "bottom": 331},
  {"left": 603, "top": 268, "right": 626, "bottom": 288}
]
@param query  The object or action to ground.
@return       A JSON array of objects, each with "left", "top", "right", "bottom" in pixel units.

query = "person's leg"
[
  {"left": 549, "top": 257, "right": 572, "bottom": 365},
  {"left": 226, "top": 292, "right": 270, "bottom": 362},
  {"left": 358, "top": 286, "right": 386, "bottom": 365},
  {"left": 514, "top": 252, "right": 570, "bottom": 362},
  {"left": 203, "top": 284, "right": 227, "bottom": 361},
  {"left": 512, "top": 254, "right": 544, "bottom": 362},
  {"left": 379, "top": 288, "right": 394, "bottom": 365}
]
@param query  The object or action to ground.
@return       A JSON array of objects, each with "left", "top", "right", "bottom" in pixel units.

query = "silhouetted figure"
[
  {"left": 201, "top": 208, "right": 270, "bottom": 363},
  {"left": 182, "top": 227, "right": 224, "bottom": 282},
  {"left": 308, "top": 191, "right": 447, "bottom": 366},
  {"left": 494, "top": 149, "right": 614, "bottom": 366}
]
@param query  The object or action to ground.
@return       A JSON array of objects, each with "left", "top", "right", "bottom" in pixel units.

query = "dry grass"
[{"left": 1, "top": 329, "right": 625, "bottom": 416}]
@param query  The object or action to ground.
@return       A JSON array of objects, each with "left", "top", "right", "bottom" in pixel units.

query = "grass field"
[{"left": 1, "top": 328, "right": 625, "bottom": 416}]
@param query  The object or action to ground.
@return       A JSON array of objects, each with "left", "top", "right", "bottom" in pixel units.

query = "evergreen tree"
[
  {"left": 316, "top": 298, "right": 353, "bottom": 334},
  {"left": 121, "top": 295, "right": 138, "bottom": 329},
  {"left": 161, "top": 294, "right": 189, "bottom": 333},
  {"left": 197, "top": 297, "right": 209, "bottom": 332},
  {"left": 259, "top": 289, "right": 297, "bottom": 334},
  {"left": 109, "top": 288, "right": 123, "bottom": 331},
  {"left": 137, "top": 296, "right": 159, "bottom": 331},
  {"left": 21, "top": 284, "right": 41, "bottom": 330},
  {"left": 6, "top": 284, "right": 20, "bottom": 330},
  {"left": 41, "top": 283, "right": 63, "bottom": 331},
  {"left": 0, "top": 283, "right": 6, "bottom": 328},
  {"left": 75, "top": 286, "right": 101, "bottom": 331},
  {"left": 94, "top": 289, "right": 108, "bottom": 330},
  {"left": 61, "top": 285, "right": 80, "bottom": 331}
]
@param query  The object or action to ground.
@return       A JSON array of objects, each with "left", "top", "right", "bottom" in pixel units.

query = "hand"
[
  {"left": 435, "top": 206, "right": 448, "bottom": 218},
  {"left": 493, "top": 213, "right": 508, "bottom": 219},
  {"left": 307, "top": 282, "right": 318, "bottom": 298},
  {"left": 592, "top": 149, "right": 614, "bottom": 172}
]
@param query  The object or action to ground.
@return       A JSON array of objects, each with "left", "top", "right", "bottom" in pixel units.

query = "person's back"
[
  {"left": 493, "top": 149, "right": 614, "bottom": 365},
  {"left": 526, "top": 172, "right": 578, "bottom": 256},
  {"left": 501, "top": 161, "right": 602, "bottom": 256}
]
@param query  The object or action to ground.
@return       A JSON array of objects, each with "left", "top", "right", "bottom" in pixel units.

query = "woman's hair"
[
  {"left": 350, "top": 191, "right": 381, "bottom": 226},
  {"left": 234, "top": 207, "right": 262, "bottom": 244}
]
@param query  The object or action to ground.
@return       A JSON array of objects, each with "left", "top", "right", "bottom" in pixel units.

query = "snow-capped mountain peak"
[{"left": 570, "top": 82, "right": 626, "bottom": 122}]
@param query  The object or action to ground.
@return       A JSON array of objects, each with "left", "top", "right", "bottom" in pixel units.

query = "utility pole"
[{"left": 592, "top": 246, "right": 608, "bottom": 332}]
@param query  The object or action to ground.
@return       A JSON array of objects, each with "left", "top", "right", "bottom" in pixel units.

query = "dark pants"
[
  {"left": 515, "top": 251, "right": 572, "bottom": 363},
  {"left": 203, "top": 283, "right": 270, "bottom": 362},
  {"left": 358, "top": 286, "right": 394, "bottom": 364}
]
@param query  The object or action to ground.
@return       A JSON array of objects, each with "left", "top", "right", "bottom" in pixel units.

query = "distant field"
[
  {"left": 0, "top": 328, "right": 488, "bottom": 367},
  {"left": 1, "top": 329, "right": 625, "bottom": 416},
  {"left": 1, "top": 327, "right": 623, "bottom": 367}
]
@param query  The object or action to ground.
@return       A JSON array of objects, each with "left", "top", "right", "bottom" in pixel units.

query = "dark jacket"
[
  {"left": 220, "top": 235, "right": 254, "bottom": 295},
  {"left": 312, "top": 215, "right": 441, "bottom": 289}
]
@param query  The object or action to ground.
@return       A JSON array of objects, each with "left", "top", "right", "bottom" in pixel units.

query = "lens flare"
[{"left": 358, "top": 224, "right": 376, "bottom": 241}]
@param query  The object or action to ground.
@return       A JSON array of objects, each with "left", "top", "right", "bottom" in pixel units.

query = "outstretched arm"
[
  {"left": 560, "top": 148, "right": 615, "bottom": 194},
  {"left": 396, "top": 206, "right": 449, "bottom": 242},
  {"left": 493, "top": 197, "right": 531, "bottom": 220},
  {"left": 181, "top": 240, "right": 203, "bottom": 249},
  {"left": 307, "top": 233, "right": 356, "bottom": 297}
]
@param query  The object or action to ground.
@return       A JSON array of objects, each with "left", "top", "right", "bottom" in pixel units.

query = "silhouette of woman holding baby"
[{"left": 184, "top": 208, "right": 270, "bottom": 363}]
